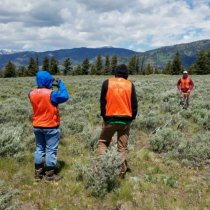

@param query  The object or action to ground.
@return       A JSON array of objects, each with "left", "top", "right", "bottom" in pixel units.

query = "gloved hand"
[{"left": 52, "top": 78, "right": 60, "bottom": 87}]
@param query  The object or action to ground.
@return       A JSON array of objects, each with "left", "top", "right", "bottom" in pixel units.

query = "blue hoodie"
[{"left": 36, "top": 70, "right": 69, "bottom": 106}]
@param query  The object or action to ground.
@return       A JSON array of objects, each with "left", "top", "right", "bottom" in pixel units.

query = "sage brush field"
[{"left": 0, "top": 75, "right": 210, "bottom": 209}]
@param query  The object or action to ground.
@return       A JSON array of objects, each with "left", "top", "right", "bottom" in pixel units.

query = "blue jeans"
[{"left": 34, "top": 128, "right": 60, "bottom": 168}]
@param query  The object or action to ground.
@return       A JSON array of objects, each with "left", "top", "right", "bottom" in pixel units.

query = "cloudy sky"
[{"left": 0, "top": 0, "right": 210, "bottom": 52}]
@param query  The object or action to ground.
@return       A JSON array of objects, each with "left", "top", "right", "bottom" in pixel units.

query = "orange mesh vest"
[
  {"left": 29, "top": 88, "right": 60, "bottom": 127},
  {"left": 106, "top": 78, "right": 132, "bottom": 117},
  {"left": 181, "top": 77, "right": 190, "bottom": 89}
]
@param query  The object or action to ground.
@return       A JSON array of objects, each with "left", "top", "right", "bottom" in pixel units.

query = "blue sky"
[{"left": 0, "top": 0, "right": 210, "bottom": 52}]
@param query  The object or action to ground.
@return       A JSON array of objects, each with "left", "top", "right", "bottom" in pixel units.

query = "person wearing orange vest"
[
  {"left": 177, "top": 70, "right": 194, "bottom": 108},
  {"left": 99, "top": 64, "right": 138, "bottom": 178},
  {"left": 29, "top": 70, "right": 69, "bottom": 181}
]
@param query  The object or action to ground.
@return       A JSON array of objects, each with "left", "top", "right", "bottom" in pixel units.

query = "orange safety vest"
[
  {"left": 105, "top": 78, "right": 132, "bottom": 117},
  {"left": 181, "top": 77, "right": 191, "bottom": 89},
  {"left": 29, "top": 88, "right": 60, "bottom": 127}
]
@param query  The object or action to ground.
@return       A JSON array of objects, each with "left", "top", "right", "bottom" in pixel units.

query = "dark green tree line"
[
  {"left": 4, "top": 61, "right": 16, "bottom": 77},
  {"left": 63, "top": 58, "right": 73, "bottom": 76}
]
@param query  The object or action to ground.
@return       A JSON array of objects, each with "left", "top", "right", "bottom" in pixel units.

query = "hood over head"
[{"left": 36, "top": 70, "right": 53, "bottom": 88}]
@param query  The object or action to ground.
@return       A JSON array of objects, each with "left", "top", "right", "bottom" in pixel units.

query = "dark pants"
[
  {"left": 181, "top": 91, "right": 190, "bottom": 108},
  {"left": 98, "top": 123, "right": 130, "bottom": 172}
]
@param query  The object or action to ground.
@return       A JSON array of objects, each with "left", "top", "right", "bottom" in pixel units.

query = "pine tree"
[
  {"left": 42, "top": 56, "right": 50, "bottom": 71},
  {"left": 28, "top": 57, "right": 38, "bottom": 76},
  {"left": 4, "top": 61, "right": 16, "bottom": 77},
  {"left": 50, "top": 57, "right": 59, "bottom": 75},
  {"left": 95, "top": 54, "right": 103, "bottom": 75},
  {"left": 154, "top": 68, "right": 159, "bottom": 74},
  {"left": 145, "top": 64, "right": 153, "bottom": 75},
  {"left": 136, "top": 56, "right": 140, "bottom": 74},
  {"left": 110, "top": 55, "right": 118, "bottom": 75},
  {"left": 36, "top": 56, "right": 39, "bottom": 71},
  {"left": 17, "top": 66, "right": 27, "bottom": 77},
  {"left": 104, "top": 55, "right": 111, "bottom": 75},
  {"left": 139, "top": 56, "right": 145, "bottom": 75},
  {"left": 0, "top": 69, "right": 4, "bottom": 78},
  {"left": 171, "top": 51, "right": 182, "bottom": 75},
  {"left": 163, "top": 61, "right": 172, "bottom": 74},
  {"left": 73, "top": 65, "right": 82, "bottom": 75},
  {"left": 195, "top": 50, "right": 208, "bottom": 74},
  {"left": 63, "top": 58, "right": 73, "bottom": 76},
  {"left": 90, "top": 64, "right": 96, "bottom": 75},
  {"left": 207, "top": 49, "right": 210, "bottom": 74},
  {"left": 188, "top": 64, "right": 196, "bottom": 75},
  {"left": 81, "top": 58, "right": 90, "bottom": 75},
  {"left": 128, "top": 55, "right": 138, "bottom": 75}
]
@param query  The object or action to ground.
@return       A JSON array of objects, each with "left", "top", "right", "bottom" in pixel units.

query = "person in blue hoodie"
[{"left": 29, "top": 70, "right": 69, "bottom": 181}]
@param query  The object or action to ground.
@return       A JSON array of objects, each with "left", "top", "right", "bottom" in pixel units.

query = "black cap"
[{"left": 115, "top": 64, "right": 128, "bottom": 79}]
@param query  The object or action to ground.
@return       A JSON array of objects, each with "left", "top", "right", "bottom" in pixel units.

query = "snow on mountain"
[{"left": 0, "top": 49, "right": 18, "bottom": 55}]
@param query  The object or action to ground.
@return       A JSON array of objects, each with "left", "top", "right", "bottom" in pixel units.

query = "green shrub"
[
  {"left": 0, "top": 124, "right": 27, "bottom": 159},
  {"left": 75, "top": 146, "right": 123, "bottom": 197},
  {"left": 60, "top": 117, "right": 85, "bottom": 137},
  {"left": 0, "top": 98, "right": 30, "bottom": 124},
  {"left": 149, "top": 128, "right": 183, "bottom": 153},
  {"left": 80, "top": 125, "right": 101, "bottom": 151},
  {"left": 174, "top": 133, "right": 210, "bottom": 166},
  {"left": 139, "top": 110, "right": 164, "bottom": 131},
  {"left": 0, "top": 181, "right": 20, "bottom": 210}
]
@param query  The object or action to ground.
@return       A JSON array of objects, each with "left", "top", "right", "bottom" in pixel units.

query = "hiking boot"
[
  {"left": 180, "top": 101, "right": 184, "bottom": 106},
  {"left": 45, "top": 169, "right": 63, "bottom": 181},
  {"left": 34, "top": 164, "right": 44, "bottom": 181},
  {"left": 126, "top": 167, "right": 132, "bottom": 173}
]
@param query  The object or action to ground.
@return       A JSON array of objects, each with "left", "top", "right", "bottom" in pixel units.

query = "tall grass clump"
[{"left": 75, "top": 146, "right": 123, "bottom": 197}]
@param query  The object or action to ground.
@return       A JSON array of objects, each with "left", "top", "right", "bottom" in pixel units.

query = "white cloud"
[{"left": 0, "top": 0, "right": 209, "bottom": 51}]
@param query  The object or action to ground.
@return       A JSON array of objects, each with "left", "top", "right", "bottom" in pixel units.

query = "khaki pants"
[{"left": 98, "top": 123, "right": 130, "bottom": 173}]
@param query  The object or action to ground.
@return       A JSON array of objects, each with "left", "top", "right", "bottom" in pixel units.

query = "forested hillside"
[{"left": 0, "top": 39, "right": 210, "bottom": 69}]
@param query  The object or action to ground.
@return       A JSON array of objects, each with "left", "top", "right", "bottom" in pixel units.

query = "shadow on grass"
[{"left": 56, "top": 160, "right": 66, "bottom": 173}]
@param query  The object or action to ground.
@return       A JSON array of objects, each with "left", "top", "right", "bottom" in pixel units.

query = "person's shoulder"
[
  {"left": 189, "top": 77, "right": 194, "bottom": 81},
  {"left": 102, "top": 79, "right": 109, "bottom": 84},
  {"left": 178, "top": 77, "right": 182, "bottom": 81},
  {"left": 128, "top": 80, "right": 134, "bottom": 85}
]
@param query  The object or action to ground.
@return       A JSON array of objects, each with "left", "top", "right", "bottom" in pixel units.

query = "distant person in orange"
[
  {"left": 177, "top": 70, "right": 194, "bottom": 108},
  {"left": 98, "top": 64, "right": 138, "bottom": 178}
]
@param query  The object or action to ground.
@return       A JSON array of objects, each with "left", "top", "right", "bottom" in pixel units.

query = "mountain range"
[{"left": 0, "top": 39, "right": 210, "bottom": 69}]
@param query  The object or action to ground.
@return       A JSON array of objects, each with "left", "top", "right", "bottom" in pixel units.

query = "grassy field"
[{"left": 0, "top": 75, "right": 210, "bottom": 210}]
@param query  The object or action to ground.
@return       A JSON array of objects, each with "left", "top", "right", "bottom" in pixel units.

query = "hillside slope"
[
  {"left": 0, "top": 39, "right": 210, "bottom": 69},
  {"left": 143, "top": 39, "right": 210, "bottom": 68},
  {"left": 0, "top": 47, "right": 137, "bottom": 68}
]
